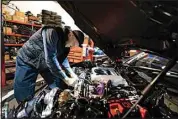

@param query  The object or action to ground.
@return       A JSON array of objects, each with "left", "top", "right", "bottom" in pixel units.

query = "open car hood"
[{"left": 58, "top": 0, "right": 178, "bottom": 60}]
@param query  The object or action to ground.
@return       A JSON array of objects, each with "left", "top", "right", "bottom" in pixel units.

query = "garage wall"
[{"left": 10, "top": 1, "right": 80, "bottom": 30}]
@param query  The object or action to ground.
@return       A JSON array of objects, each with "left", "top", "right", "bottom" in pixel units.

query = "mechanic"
[{"left": 14, "top": 25, "right": 84, "bottom": 103}]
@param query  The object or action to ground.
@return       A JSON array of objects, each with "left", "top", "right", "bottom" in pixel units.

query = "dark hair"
[
  {"left": 72, "top": 30, "right": 84, "bottom": 47},
  {"left": 64, "top": 27, "right": 70, "bottom": 35}
]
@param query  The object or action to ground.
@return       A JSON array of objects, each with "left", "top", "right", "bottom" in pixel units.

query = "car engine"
[{"left": 6, "top": 59, "right": 178, "bottom": 119}]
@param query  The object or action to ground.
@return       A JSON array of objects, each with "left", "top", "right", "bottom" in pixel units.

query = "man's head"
[{"left": 65, "top": 30, "right": 84, "bottom": 47}]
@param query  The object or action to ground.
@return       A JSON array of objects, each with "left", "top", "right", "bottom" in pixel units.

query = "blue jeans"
[{"left": 14, "top": 56, "right": 62, "bottom": 102}]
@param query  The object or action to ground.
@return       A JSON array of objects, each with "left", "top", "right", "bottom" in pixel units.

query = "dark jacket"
[{"left": 18, "top": 26, "right": 70, "bottom": 79}]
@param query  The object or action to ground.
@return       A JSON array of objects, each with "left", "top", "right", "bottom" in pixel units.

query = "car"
[{"left": 4, "top": 1, "right": 178, "bottom": 119}]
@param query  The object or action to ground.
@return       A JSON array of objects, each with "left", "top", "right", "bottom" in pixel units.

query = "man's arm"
[
  {"left": 62, "top": 58, "right": 78, "bottom": 79},
  {"left": 42, "top": 28, "right": 68, "bottom": 79}
]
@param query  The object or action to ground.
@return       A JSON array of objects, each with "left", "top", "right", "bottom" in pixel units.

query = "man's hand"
[
  {"left": 70, "top": 73, "right": 79, "bottom": 80},
  {"left": 63, "top": 77, "right": 78, "bottom": 87}
]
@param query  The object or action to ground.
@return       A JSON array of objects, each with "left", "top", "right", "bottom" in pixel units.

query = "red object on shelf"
[
  {"left": 4, "top": 44, "right": 24, "bottom": 47},
  {"left": 5, "top": 20, "right": 42, "bottom": 28},
  {"left": 5, "top": 33, "right": 30, "bottom": 38}
]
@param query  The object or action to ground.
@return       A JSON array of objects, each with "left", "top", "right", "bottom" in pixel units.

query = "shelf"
[
  {"left": 5, "top": 64, "right": 16, "bottom": 68},
  {"left": 5, "top": 61, "right": 16, "bottom": 68},
  {"left": 5, "top": 33, "right": 30, "bottom": 38},
  {"left": 5, "top": 20, "right": 42, "bottom": 28},
  {"left": 5, "top": 60, "right": 16, "bottom": 63},
  {"left": 4, "top": 44, "right": 24, "bottom": 47}
]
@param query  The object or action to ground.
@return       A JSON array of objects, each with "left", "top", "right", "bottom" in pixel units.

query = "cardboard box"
[
  {"left": 12, "top": 15, "right": 25, "bottom": 22},
  {"left": 2, "top": 5, "right": 6, "bottom": 14},
  {"left": 15, "top": 11, "right": 25, "bottom": 17},
  {"left": 19, "top": 17, "right": 25, "bottom": 22},
  {"left": 5, "top": 15, "right": 12, "bottom": 20},
  {"left": 3, "top": 27, "right": 12, "bottom": 34},
  {"left": 5, "top": 54, "right": 10, "bottom": 61},
  {"left": 12, "top": 15, "right": 19, "bottom": 21}
]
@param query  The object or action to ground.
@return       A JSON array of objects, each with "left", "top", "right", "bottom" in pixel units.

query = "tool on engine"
[{"left": 121, "top": 57, "right": 177, "bottom": 119}]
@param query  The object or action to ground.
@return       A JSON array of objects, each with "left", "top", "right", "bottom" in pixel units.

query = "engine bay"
[{"left": 6, "top": 57, "right": 178, "bottom": 119}]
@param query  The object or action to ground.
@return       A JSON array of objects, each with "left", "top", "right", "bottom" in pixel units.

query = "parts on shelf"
[
  {"left": 4, "top": 14, "right": 12, "bottom": 21},
  {"left": 12, "top": 25, "right": 18, "bottom": 34},
  {"left": 5, "top": 20, "right": 42, "bottom": 27},
  {"left": 9, "top": 48, "right": 19, "bottom": 58},
  {"left": 3, "top": 27, "right": 12, "bottom": 34},
  {"left": 15, "top": 11, "right": 25, "bottom": 18},
  {"left": 5, "top": 53, "right": 10, "bottom": 61},
  {"left": 4, "top": 9, "right": 42, "bottom": 27},
  {"left": 2, "top": 8, "right": 42, "bottom": 87},
  {"left": 4, "top": 36, "right": 16, "bottom": 44},
  {"left": 5, "top": 46, "right": 20, "bottom": 61},
  {"left": 12, "top": 15, "right": 25, "bottom": 23},
  {"left": 3, "top": 21, "right": 39, "bottom": 36},
  {"left": 4, "top": 35, "right": 28, "bottom": 44},
  {"left": 25, "top": 11, "right": 33, "bottom": 16},
  {"left": 17, "top": 25, "right": 35, "bottom": 35}
]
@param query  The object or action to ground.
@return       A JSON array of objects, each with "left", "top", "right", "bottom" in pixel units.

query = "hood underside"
[{"left": 58, "top": 0, "right": 178, "bottom": 59}]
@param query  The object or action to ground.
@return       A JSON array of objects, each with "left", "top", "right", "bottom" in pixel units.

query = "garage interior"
[{"left": 1, "top": 0, "right": 178, "bottom": 119}]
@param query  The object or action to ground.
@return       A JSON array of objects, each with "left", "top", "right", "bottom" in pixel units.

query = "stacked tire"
[{"left": 42, "top": 10, "right": 62, "bottom": 27}]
